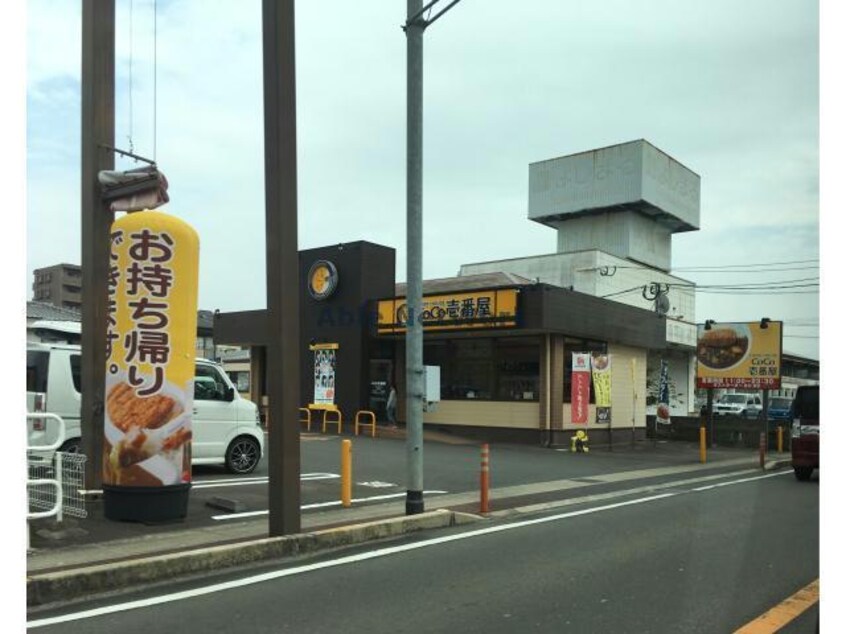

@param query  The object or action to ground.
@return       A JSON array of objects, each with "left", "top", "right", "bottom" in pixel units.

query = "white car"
[
  {"left": 26, "top": 343, "right": 264, "bottom": 474},
  {"left": 713, "top": 393, "right": 763, "bottom": 419}
]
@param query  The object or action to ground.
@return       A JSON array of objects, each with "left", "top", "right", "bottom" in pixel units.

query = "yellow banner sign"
[
  {"left": 377, "top": 289, "right": 519, "bottom": 334},
  {"left": 696, "top": 321, "right": 783, "bottom": 389},
  {"left": 103, "top": 210, "right": 199, "bottom": 488}
]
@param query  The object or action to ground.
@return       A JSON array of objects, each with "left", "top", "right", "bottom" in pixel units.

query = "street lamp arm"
[{"left": 402, "top": 0, "right": 463, "bottom": 32}]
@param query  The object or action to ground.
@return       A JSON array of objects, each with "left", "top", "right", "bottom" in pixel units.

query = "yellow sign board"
[
  {"left": 696, "top": 321, "right": 783, "bottom": 389},
  {"left": 103, "top": 210, "right": 200, "bottom": 488},
  {"left": 377, "top": 288, "right": 519, "bottom": 334}
]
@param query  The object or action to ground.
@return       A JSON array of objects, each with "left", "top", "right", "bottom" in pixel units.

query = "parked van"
[
  {"left": 790, "top": 385, "right": 819, "bottom": 481},
  {"left": 26, "top": 343, "right": 264, "bottom": 474}
]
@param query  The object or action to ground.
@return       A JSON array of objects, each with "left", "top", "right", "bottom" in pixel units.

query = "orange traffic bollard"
[
  {"left": 480, "top": 443, "right": 490, "bottom": 513},
  {"left": 778, "top": 426, "right": 784, "bottom": 453},
  {"left": 341, "top": 439, "right": 352, "bottom": 507},
  {"left": 699, "top": 427, "right": 707, "bottom": 464}
]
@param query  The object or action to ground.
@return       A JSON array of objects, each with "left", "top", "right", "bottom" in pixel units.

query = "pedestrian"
[{"left": 386, "top": 383, "right": 398, "bottom": 429}]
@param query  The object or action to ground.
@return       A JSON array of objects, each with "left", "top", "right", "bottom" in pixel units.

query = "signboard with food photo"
[
  {"left": 696, "top": 321, "right": 782, "bottom": 389},
  {"left": 103, "top": 210, "right": 199, "bottom": 522},
  {"left": 590, "top": 353, "right": 612, "bottom": 424}
]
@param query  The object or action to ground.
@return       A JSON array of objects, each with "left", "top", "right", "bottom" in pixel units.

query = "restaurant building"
[{"left": 215, "top": 240, "right": 666, "bottom": 446}]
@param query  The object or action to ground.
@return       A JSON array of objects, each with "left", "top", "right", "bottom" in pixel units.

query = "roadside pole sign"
[{"left": 696, "top": 321, "right": 783, "bottom": 389}]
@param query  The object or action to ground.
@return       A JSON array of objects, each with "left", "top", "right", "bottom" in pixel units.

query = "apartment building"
[{"left": 32, "top": 264, "right": 83, "bottom": 310}]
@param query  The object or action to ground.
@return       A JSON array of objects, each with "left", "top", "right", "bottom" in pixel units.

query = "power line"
[
  {"left": 581, "top": 258, "right": 819, "bottom": 274},
  {"left": 672, "top": 259, "right": 819, "bottom": 271}
]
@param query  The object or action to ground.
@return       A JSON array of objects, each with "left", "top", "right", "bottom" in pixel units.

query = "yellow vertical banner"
[
  {"left": 591, "top": 353, "right": 612, "bottom": 424},
  {"left": 103, "top": 210, "right": 199, "bottom": 490}
]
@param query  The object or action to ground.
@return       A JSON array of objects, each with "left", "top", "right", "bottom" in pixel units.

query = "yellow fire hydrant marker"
[{"left": 733, "top": 578, "right": 819, "bottom": 633}]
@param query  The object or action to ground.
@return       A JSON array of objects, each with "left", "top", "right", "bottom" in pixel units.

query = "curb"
[
  {"left": 27, "top": 509, "right": 473, "bottom": 608},
  {"left": 763, "top": 457, "right": 792, "bottom": 471}
]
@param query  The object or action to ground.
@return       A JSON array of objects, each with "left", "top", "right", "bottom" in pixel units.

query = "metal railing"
[{"left": 27, "top": 412, "right": 66, "bottom": 523}]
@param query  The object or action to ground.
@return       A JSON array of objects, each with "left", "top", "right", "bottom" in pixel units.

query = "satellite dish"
[{"left": 655, "top": 293, "right": 670, "bottom": 315}]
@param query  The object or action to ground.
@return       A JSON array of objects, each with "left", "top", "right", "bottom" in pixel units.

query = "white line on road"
[
  {"left": 210, "top": 491, "right": 450, "bottom": 520},
  {"left": 690, "top": 470, "right": 791, "bottom": 491},
  {"left": 28, "top": 492, "right": 677, "bottom": 628},
  {"left": 192, "top": 473, "right": 339, "bottom": 489},
  {"left": 27, "top": 469, "right": 793, "bottom": 629}
]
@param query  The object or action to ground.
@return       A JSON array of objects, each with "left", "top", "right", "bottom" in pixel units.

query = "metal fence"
[
  {"left": 26, "top": 411, "right": 88, "bottom": 522},
  {"left": 27, "top": 452, "right": 88, "bottom": 520}
]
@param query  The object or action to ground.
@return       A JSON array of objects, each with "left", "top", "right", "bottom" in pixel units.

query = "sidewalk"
[{"left": 26, "top": 433, "right": 792, "bottom": 607}]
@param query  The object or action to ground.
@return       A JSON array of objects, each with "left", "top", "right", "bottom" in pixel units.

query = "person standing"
[{"left": 386, "top": 384, "right": 398, "bottom": 429}]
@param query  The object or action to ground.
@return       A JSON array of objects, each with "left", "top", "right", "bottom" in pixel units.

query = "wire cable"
[
  {"left": 153, "top": 0, "right": 157, "bottom": 161},
  {"left": 128, "top": 0, "right": 134, "bottom": 156}
]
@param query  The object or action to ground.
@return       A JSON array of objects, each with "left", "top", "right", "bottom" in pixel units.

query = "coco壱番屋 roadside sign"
[
  {"left": 696, "top": 321, "right": 783, "bottom": 390},
  {"left": 102, "top": 210, "right": 199, "bottom": 523}
]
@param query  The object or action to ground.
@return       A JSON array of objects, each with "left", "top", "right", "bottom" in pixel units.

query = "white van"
[{"left": 26, "top": 343, "right": 265, "bottom": 474}]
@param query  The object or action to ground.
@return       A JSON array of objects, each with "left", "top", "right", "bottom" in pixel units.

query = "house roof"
[
  {"left": 393, "top": 272, "right": 534, "bottom": 297},
  {"left": 27, "top": 301, "right": 81, "bottom": 322}
]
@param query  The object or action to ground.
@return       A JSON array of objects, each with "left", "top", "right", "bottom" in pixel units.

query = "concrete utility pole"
[
  {"left": 262, "top": 0, "right": 301, "bottom": 536},
  {"left": 403, "top": 0, "right": 463, "bottom": 516},
  {"left": 80, "top": 0, "right": 115, "bottom": 492},
  {"left": 404, "top": 0, "right": 425, "bottom": 516}
]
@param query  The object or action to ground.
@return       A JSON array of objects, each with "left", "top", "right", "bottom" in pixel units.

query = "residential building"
[{"left": 32, "top": 264, "right": 83, "bottom": 310}]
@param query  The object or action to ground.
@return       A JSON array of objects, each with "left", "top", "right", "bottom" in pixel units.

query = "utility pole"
[
  {"left": 262, "top": 0, "right": 301, "bottom": 536},
  {"left": 80, "top": 0, "right": 115, "bottom": 492},
  {"left": 402, "top": 0, "right": 462, "bottom": 516},
  {"left": 404, "top": 0, "right": 425, "bottom": 516}
]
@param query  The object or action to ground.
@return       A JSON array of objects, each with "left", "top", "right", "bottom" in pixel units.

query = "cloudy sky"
[{"left": 25, "top": 0, "right": 820, "bottom": 358}]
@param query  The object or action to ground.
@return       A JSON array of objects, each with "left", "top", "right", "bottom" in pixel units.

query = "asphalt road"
[
  {"left": 193, "top": 431, "right": 761, "bottom": 513},
  {"left": 29, "top": 468, "right": 819, "bottom": 633}
]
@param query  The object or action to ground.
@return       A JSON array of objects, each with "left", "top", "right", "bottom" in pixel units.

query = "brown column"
[
  {"left": 539, "top": 334, "right": 550, "bottom": 443},
  {"left": 80, "top": 0, "right": 114, "bottom": 491},
  {"left": 263, "top": 0, "right": 300, "bottom": 536},
  {"left": 549, "top": 335, "right": 565, "bottom": 435}
]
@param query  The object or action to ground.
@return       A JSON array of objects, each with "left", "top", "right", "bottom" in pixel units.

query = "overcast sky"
[{"left": 25, "top": 0, "right": 820, "bottom": 358}]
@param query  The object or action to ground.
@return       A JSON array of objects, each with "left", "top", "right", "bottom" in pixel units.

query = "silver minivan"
[{"left": 26, "top": 343, "right": 265, "bottom": 474}]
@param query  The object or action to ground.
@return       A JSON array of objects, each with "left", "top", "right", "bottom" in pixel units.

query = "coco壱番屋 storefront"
[
  {"left": 374, "top": 273, "right": 667, "bottom": 446},
  {"left": 213, "top": 242, "right": 667, "bottom": 447}
]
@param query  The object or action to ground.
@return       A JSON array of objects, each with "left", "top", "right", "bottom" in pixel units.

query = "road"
[{"left": 29, "top": 468, "right": 819, "bottom": 633}]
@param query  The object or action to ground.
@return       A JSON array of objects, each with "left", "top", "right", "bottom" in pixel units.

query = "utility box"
[{"left": 424, "top": 365, "right": 441, "bottom": 412}]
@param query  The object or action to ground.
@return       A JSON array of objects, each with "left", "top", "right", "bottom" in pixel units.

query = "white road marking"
[
  {"left": 210, "top": 490, "right": 449, "bottom": 520},
  {"left": 192, "top": 473, "right": 339, "bottom": 489},
  {"left": 27, "top": 469, "right": 794, "bottom": 628},
  {"left": 357, "top": 481, "right": 397, "bottom": 488},
  {"left": 690, "top": 470, "right": 791, "bottom": 491},
  {"left": 28, "top": 491, "right": 678, "bottom": 628}
]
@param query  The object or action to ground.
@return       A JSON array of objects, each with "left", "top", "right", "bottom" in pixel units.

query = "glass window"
[
  {"left": 27, "top": 351, "right": 49, "bottom": 393},
  {"left": 194, "top": 364, "right": 230, "bottom": 401},
  {"left": 423, "top": 336, "right": 539, "bottom": 402},
  {"left": 495, "top": 337, "right": 539, "bottom": 401},
  {"left": 227, "top": 371, "right": 250, "bottom": 392},
  {"left": 70, "top": 354, "right": 82, "bottom": 392}
]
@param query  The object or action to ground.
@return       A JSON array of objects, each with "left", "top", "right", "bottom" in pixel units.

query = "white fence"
[{"left": 26, "top": 413, "right": 88, "bottom": 523}]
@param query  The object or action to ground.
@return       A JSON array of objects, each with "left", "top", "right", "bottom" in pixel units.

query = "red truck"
[{"left": 791, "top": 385, "right": 819, "bottom": 481}]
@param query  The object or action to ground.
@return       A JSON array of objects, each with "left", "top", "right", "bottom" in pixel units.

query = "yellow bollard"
[
  {"left": 699, "top": 426, "right": 707, "bottom": 464},
  {"left": 341, "top": 439, "right": 352, "bottom": 508},
  {"left": 778, "top": 426, "right": 784, "bottom": 453}
]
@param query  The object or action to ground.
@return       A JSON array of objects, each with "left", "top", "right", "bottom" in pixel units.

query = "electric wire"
[
  {"left": 128, "top": 0, "right": 134, "bottom": 155},
  {"left": 153, "top": 0, "right": 157, "bottom": 161}
]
